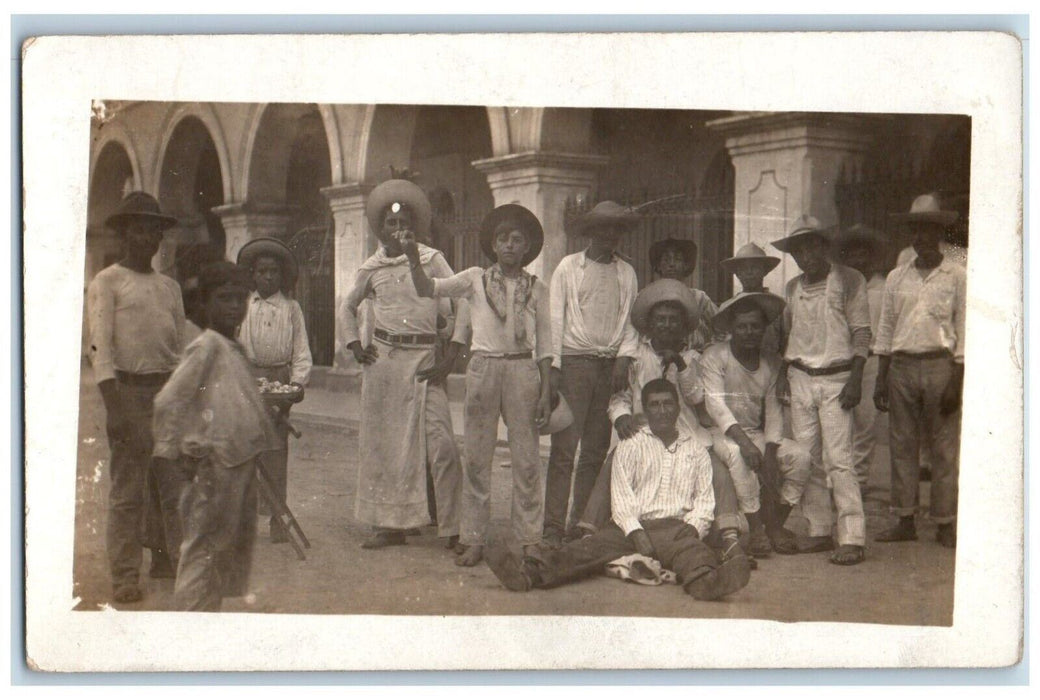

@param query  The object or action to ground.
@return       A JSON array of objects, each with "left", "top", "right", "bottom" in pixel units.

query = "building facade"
[{"left": 86, "top": 102, "right": 969, "bottom": 375}]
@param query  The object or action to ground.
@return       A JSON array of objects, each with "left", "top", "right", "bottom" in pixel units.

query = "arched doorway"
[
  {"left": 248, "top": 104, "right": 335, "bottom": 366},
  {"left": 87, "top": 141, "right": 135, "bottom": 280},
  {"left": 157, "top": 116, "right": 227, "bottom": 280}
]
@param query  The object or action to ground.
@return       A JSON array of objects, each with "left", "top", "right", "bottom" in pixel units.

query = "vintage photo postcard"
[{"left": 21, "top": 32, "right": 1023, "bottom": 671}]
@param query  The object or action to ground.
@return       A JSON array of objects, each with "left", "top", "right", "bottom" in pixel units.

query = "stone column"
[
  {"left": 211, "top": 202, "right": 293, "bottom": 262},
  {"left": 473, "top": 151, "right": 609, "bottom": 281},
  {"left": 321, "top": 182, "right": 374, "bottom": 370},
  {"left": 707, "top": 112, "right": 877, "bottom": 291}
]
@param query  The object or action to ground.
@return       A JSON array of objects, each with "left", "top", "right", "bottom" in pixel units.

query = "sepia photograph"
[{"left": 22, "top": 32, "right": 1023, "bottom": 671}]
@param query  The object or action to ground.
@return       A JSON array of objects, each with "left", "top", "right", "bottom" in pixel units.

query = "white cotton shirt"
[
  {"left": 237, "top": 290, "right": 314, "bottom": 385},
  {"left": 86, "top": 263, "right": 185, "bottom": 383},
  {"left": 700, "top": 342, "right": 783, "bottom": 445},
  {"left": 873, "top": 258, "right": 967, "bottom": 362},
  {"left": 783, "top": 263, "right": 872, "bottom": 368}
]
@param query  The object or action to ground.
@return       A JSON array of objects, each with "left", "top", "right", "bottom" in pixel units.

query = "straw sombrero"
[
  {"left": 566, "top": 201, "right": 640, "bottom": 237},
  {"left": 479, "top": 204, "right": 544, "bottom": 266},
  {"left": 365, "top": 179, "right": 433, "bottom": 237},
  {"left": 236, "top": 237, "right": 299, "bottom": 291},
  {"left": 720, "top": 242, "right": 781, "bottom": 274},
  {"left": 630, "top": 279, "right": 702, "bottom": 336},
  {"left": 712, "top": 292, "right": 786, "bottom": 335}
]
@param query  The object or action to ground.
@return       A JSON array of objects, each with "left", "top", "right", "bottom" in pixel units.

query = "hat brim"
[
  {"left": 771, "top": 227, "right": 835, "bottom": 254},
  {"left": 365, "top": 180, "right": 433, "bottom": 237},
  {"left": 566, "top": 210, "right": 640, "bottom": 237},
  {"left": 479, "top": 204, "right": 544, "bottom": 266},
  {"left": 540, "top": 392, "right": 574, "bottom": 435},
  {"left": 630, "top": 279, "right": 703, "bottom": 336},
  {"left": 236, "top": 237, "right": 300, "bottom": 290},
  {"left": 105, "top": 211, "right": 179, "bottom": 232},
  {"left": 713, "top": 292, "right": 787, "bottom": 335},
  {"left": 889, "top": 211, "right": 959, "bottom": 226},
  {"left": 719, "top": 254, "right": 781, "bottom": 274}
]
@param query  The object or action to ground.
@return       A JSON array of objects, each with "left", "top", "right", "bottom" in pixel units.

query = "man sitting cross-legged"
[
  {"left": 484, "top": 378, "right": 751, "bottom": 601},
  {"left": 702, "top": 292, "right": 811, "bottom": 557}
]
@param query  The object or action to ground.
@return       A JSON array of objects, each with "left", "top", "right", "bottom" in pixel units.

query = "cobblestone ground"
[{"left": 72, "top": 372, "right": 955, "bottom": 625}]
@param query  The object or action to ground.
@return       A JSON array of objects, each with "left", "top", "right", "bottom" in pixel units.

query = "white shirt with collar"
[
  {"left": 873, "top": 257, "right": 967, "bottom": 363},
  {"left": 610, "top": 425, "right": 715, "bottom": 537},
  {"left": 237, "top": 290, "right": 313, "bottom": 385},
  {"left": 549, "top": 250, "right": 639, "bottom": 369}
]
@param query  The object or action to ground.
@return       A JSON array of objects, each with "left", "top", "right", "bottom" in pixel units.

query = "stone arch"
[
  {"left": 153, "top": 103, "right": 233, "bottom": 201},
  {"left": 89, "top": 123, "right": 142, "bottom": 194}
]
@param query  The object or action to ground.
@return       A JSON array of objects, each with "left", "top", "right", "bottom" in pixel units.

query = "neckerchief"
[{"left": 482, "top": 263, "right": 535, "bottom": 342}]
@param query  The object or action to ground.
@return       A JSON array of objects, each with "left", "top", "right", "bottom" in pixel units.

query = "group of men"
[{"left": 86, "top": 178, "right": 965, "bottom": 609}]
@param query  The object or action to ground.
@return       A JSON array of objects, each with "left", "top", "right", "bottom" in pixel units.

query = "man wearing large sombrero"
[
  {"left": 872, "top": 194, "right": 965, "bottom": 549},
  {"left": 576, "top": 279, "right": 751, "bottom": 568},
  {"left": 236, "top": 237, "right": 313, "bottom": 543},
  {"left": 339, "top": 179, "right": 462, "bottom": 550},
  {"left": 86, "top": 191, "right": 185, "bottom": 603},
  {"left": 648, "top": 237, "right": 720, "bottom": 352},
  {"left": 702, "top": 292, "right": 811, "bottom": 557},
  {"left": 772, "top": 214, "right": 871, "bottom": 566},
  {"left": 404, "top": 204, "right": 554, "bottom": 566},
  {"left": 544, "top": 201, "right": 641, "bottom": 547},
  {"left": 832, "top": 224, "right": 889, "bottom": 492}
]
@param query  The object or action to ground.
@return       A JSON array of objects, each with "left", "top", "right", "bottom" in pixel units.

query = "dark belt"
[
  {"left": 116, "top": 370, "right": 171, "bottom": 386},
  {"left": 479, "top": 351, "right": 533, "bottom": 360},
  {"left": 892, "top": 349, "right": 952, "bottom": 360},
  {"left": 374, "top": 328, "right": 437, "bottom": 346},
  {"left": 789, "top": 360, "right": 852, "bottom": 376}
]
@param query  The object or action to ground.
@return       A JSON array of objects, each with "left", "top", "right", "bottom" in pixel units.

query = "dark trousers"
[
  {"left": 253, "top": 365, "right": 291, "bottom": 519},
  {"left": 545, "top": 355, "right": 616, "bottom": 538},
  {"left": 887, "top": 355, "right": 960, "bottom": 523},
  {"left": 174, "top": 457, "right": 258, "bottom": 612},
  {"left": 151, "top": 457, "right": 199, "bottom": 568},
  {"left": 531, "top": 518, "right": 718, "bottom": 592},
  {"left": 105, "top": 379, "right": 166, "bottom": 588}
]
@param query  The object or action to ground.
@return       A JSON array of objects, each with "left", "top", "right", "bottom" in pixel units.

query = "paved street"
[{"left": 72, "top": 366, "right": 955, "bottom": 625}]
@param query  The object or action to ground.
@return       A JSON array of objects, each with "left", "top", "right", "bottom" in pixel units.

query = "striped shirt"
[{"left": 611, "top": 426, "right": 715, "bottom": 537}]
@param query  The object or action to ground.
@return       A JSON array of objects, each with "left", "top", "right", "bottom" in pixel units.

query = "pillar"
[
  {"left": 707, "top": 112, "right": 877, "bottom": 291},
  {"left": 321, "top": 182, "right": 374, "bottom": 370},
  {"left": 211, "top": 202, "right": 294, "bottom": 262},
  {"left": 472, "top": 151, "right": 609, "bottom": 281}
]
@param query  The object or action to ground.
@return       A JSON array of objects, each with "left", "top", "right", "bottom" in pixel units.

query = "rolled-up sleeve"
[{"left": 845, "top": 269, "right": 873, "bottom": 357}]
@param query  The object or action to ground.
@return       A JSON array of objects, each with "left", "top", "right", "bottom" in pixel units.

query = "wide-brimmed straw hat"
[
  {"left": 630, "top": 279, "right": 702, "bottom": 336},
  {"left": 889, "top": 193, "right": 959, "bottom": 227},
  {"left": 365, "top": 179, "right": 433, "bottom": 237},
  {"left": 566, "top": 200, "right": 640, "bottom": 237},
  {"left": 236, "top": 237, "right": 299, "bottom": 291},
  {"left": 720, "top": 242, "right": 781, "bottom": 274},
  {"left": 649, "top": 238, "right": 698, "bottom": 271},
  {"left": 479, "top": 204, "right": 544, "bottom": 266},
  {"left": 713, "top": 292, "right": 786, "bottom": 335},
  {"left": 105, "top": 191, "right": 178, "bottom": 232},
  {"left": 771, "top": 215, "right": 836, "bottom": 254},
  {"left": 540, "top": 393, "right": 574, "bottom": 436}
]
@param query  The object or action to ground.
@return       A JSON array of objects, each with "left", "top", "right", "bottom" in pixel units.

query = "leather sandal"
[
  {"left": 796, "top": 535, "right": 836, "bottom": 553},
  {"left": 830, "top": 544, "right": 866, "bottom": 566}
]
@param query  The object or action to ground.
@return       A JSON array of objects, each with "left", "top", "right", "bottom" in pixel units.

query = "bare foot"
[{"left": 454, "top": 544, "right": 484, "bottom": 567}]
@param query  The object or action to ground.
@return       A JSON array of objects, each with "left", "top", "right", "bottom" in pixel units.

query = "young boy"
[
  {"left": 405, "top": 204, "right": 552, "bottom": 567},
  {"left": 236, "top": 237, "right": 313, "bottom": 543},
  {"left": 152, "top": 262, "right": 281, "bottom": 611}
]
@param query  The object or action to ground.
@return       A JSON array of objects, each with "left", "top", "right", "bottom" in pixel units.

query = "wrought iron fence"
[{"left": 286, "top": 220, "right": 336, "bottom": 367}]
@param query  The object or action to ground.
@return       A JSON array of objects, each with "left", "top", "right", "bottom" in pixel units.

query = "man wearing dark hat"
[
  {"left": 340, "top": 179, "right": 462, "bottom": 550},
  {"left": 833, "top": 224, "right": 889, "bottom": 492},
  {"left": 719, "top": 242, "right": 783, "bottom": 356},
  {"left": 236, "top": 237, "right": 313, "bottom": 543},
  {"left": 772, "top": 215, "right": 871, "bottom": 566},
  {"left": 545, "top": 201, "right": 641, "bottom": 547},
  {"left": 404, "top": 204, "right": 553, "bottom": 567},
  {"left": 873, "top": 194, "right": 965, "bottom": 548},
  {"left": 702, "top": 292, "right": 811, "bottom": 556},
  {"left": 648, "top": 237, "right": 720, "bottom": 352},
  {"left": 86, "top": 191, "right": 186, "bottom": 603}
]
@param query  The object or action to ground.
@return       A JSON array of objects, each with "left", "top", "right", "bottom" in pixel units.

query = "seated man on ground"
[
  {"left": 702, "top": 292, "right": 811, "bottom": 557},
  {"left": 484, "top": 378, "right": 751, "bottom": 601}
]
